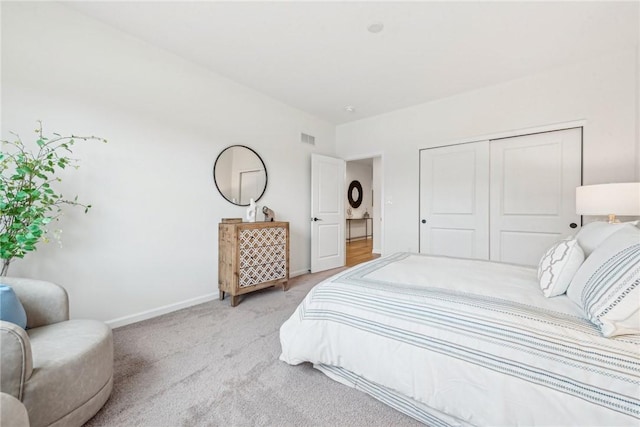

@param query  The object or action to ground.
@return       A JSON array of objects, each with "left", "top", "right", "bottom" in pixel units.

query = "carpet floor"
[{"left": 85, "top": 268, "right": 422, "bottom": 427}]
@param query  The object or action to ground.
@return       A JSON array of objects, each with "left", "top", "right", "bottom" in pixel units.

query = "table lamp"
[{"left": 576, "top": 182, "right": 640, "bottom": 223}]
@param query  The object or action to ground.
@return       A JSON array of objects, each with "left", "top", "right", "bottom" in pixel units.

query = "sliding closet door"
[
  {"left": 419, "top": 141, "right": 490, "bottom": 259},
  {"left": 489, "top": 128, "right": 582, "bottom": 266}
]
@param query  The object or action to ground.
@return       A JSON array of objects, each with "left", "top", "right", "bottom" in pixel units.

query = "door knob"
[
  {"left": 421, "top": 219, "right": 427, "bottom": 224},
  {"left": 569, "top": 223, "right": 577, "bottom": 229},
  {"left": 312, "top": 217, "right": 323, "bottom": 222}
]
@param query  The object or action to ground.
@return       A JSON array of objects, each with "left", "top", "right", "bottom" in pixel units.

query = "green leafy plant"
[{"left": 0, "top": 121, "right": 106, "bottom": 276}]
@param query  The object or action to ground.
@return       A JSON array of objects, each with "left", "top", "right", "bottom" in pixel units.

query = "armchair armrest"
[
  {"left": 0, "top": 321, "right": 33, "bottom": 400},
  {"left": 2, "top": 278, "right": 69, "bottom": 328},
  {"left": 1, "top": 392, "right": 30, "bottom": 427}
]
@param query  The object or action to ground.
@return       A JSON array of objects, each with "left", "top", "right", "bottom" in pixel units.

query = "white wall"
[
  {"left": 1, "top": 2, "right": 336, "bottom": 325},
  {"left": 3, "top": 3, "right": 638, "bottom": 325},
  {"left": 336, "top": 48, "right": 640, "bottom": 255}
]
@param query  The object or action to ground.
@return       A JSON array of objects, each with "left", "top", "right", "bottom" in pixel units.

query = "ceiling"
[{"left": 65, "top": 1, "right": 639, "bottom": 125}]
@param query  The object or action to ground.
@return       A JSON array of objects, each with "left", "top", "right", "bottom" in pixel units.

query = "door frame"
[
  {"left": 343, "top": 152, "right": 385, "bottom": 256},
  {"left": 425, "top": 120, "right": 587, "bottom": 151},
  {"left": 418, "top": 119, "right": 586, "bottom": 252}
]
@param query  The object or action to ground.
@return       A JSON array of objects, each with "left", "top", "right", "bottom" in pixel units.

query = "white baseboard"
[
  {"left": 106, "top": 293, "right": 217, "bottom": 329},
  {"left": 290, "top": 269, "right": 309, "bottom": 278},
  {"left": 373, "top": 247, "right": 381, "bottom": 254},
  {"left": 107, "top": 270, "right": 311, "bottom": 328}
]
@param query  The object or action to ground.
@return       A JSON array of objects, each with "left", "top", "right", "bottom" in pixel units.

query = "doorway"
[{"left": 346, "top": 157, "right": 382, "bottom": 267}]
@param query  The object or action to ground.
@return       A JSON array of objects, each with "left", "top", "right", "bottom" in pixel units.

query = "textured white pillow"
[
  {"left": 567, "top": 224, "right": 640, "bottom": 337},
  {"left": 575, "top": 221, "right": 639, "bottom": 257},
  {"left": 537, "top": 238, "right": 584, "bottom": 297}
]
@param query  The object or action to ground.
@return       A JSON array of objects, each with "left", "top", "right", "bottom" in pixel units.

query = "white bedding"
[{"left": 280, "top": 253, "right": 640, "bottom": 426}]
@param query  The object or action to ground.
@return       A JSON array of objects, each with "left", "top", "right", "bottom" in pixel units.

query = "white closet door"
[
  {"left": 490, "top": 128, "right": 582, "bottom": 266},
  {"left": 419, "top": 141, "right": 490, "bottom": 259}
]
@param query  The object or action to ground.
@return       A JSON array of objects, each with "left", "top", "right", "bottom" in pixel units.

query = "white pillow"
[
  {"left": 575, "top": 221, "right": 639, "bottom": 257},
  {"left": 537, "top": 238, "right": 584, "bottom": 297},
  {"left": 567, "top": 224, "right": 640, "bottom": 337}
]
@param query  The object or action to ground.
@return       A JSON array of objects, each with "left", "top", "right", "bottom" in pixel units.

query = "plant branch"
[{"left": 0, "top": 121, "right": 105, "bottom": 276}]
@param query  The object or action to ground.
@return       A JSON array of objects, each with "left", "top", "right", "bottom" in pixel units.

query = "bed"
[{"left": 280, "top": 226, "right": 640, "bottom": 426}]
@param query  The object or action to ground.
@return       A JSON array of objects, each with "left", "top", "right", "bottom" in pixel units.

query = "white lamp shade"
[{"left": 576, "top": 182, "right": 640, "bottom": 216}]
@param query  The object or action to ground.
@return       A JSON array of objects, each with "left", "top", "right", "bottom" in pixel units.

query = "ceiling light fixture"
[
  {"left": 344, "top": 105, "right": 356, "bottom": 113},
  {"left": 367, "top": 22, "right": 384, "bottom": 34}
]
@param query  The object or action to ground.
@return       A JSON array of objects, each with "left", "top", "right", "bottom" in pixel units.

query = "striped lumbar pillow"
[
  {"left": 567, "top": 224, "right": 640, "bottom": 337},
  {"left": 538, "top": 238, "right": 584, "bottom": 297}
]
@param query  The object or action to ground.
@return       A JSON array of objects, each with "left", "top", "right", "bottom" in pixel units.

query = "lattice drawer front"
[
  {"left": 239, "top": 227, "right": 286, "bottom": 249},
  {"left": 239, "top": 261, "right": 287, "bottom": 288},
  {"left": 239, "top": 244, "right": 286, "bottom": 269}
]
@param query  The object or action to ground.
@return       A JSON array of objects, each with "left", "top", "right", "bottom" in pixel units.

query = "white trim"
[
  {"left": 108, "top": 267, "right": 309, "bottom": 327},
  {"left": 422, "top": 119, "right": 588, "bottom": 150},
  {"left": 342, "top": 151, "right": 385, "bottom": 162},
  {"left": 636, "top": 40, "right": 640, "bottom": 181},
  {"left": 106, "top": 293, "right": 216, "bottom": 329},
  {"left": 290, "top": 268, "right": 308, "bottom": 278}
]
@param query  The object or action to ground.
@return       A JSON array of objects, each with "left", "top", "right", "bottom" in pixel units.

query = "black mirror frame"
[
  {"left": 213, "top": 145, "right": 268, "bottom": 207},
  {"left": 348, "top": 180, "right": 363, "bottom": 208}
]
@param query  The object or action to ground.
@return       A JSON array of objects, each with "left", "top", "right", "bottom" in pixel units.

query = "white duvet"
[{"left": 280, "top": 253, "right": 640, "bottom": 426}]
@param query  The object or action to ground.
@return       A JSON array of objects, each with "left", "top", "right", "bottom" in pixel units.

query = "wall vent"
[{"left": 301, "top": 132, "right": 316, "bottom": 145}]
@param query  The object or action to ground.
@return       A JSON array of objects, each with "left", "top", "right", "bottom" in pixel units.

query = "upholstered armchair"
[
  {"left": 0, "top": 278, "right": 113, "bottom": 427},
  {"left": 1, "top": 392, "right": 30, "bottom": 426}
]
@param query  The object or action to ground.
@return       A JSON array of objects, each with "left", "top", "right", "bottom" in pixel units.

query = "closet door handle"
[{"left": 569, "top": 223, "right": 577, "bottom": 229}]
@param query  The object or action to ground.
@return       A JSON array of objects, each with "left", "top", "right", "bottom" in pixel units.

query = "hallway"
[{"left": 346, "top": 238, "right": 379, "bottom": 267}]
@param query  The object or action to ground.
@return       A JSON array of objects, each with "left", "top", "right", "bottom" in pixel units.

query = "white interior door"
[
  {"left": 311, "top": 154, "right": 345, "bottom": 273},
  {"left": 490, "top": 128, "right": 582, "bottom": 266},
  {"left": 419, "top": 141, "right": 490, "bottom": 259}
]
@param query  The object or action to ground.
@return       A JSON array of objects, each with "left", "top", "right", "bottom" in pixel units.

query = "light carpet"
[{"left": 85, "top": 268, "right": 422, "bottom": 427}]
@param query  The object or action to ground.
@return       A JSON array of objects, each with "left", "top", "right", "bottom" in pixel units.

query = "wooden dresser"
[{"left": 218, "top": 221, "right": 289, "bottom": 306}]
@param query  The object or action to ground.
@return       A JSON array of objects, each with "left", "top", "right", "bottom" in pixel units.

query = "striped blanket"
[{"left": 280, "top": 253, "right": 640, "bottom": 426}]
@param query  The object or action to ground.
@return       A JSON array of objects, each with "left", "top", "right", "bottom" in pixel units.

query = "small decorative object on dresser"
[
  {"left": 218, "top": 220, "right": 289, "bottom": 306},
  {"left": 262, "top": 206, "right": 275, "bottom": 222},
  {"left": 246, "top": 198, "right": 257, "bottom": 222}
]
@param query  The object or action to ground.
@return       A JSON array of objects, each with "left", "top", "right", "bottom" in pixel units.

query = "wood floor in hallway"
[{"left": 346, "top": 238, "right": 380, "bottom": 267}]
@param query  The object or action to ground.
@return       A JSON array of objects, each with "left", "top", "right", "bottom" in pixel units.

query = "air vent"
[{"left": 301, "top": 132, "right": 316, "bottom": 145}]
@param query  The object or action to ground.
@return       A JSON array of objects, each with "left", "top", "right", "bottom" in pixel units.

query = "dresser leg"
[
  {"left": 231, "top": 295, "right": 238, "bottom": 307},
  {"left": 219, "top": 290, "right": 225, "bottom": 300},
  {"left": 283, "top": 281, "right": 289, "bottom": 291}
]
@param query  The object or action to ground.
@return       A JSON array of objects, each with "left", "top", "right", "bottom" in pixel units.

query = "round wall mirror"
[
  {"left": 213, "top": 145, "right": 267, "bottom": 206},
  {"left": 348, "top": 180, "right": 363, "bottom": 208}
]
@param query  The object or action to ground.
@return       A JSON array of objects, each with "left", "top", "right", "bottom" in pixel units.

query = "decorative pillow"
[
  {"left": 0, "top": 284, "right": 27, "bottom": 329},
  {"left": 537, "top": 238, "right": 584, "bottom": 297},
  {"left": 575, "top": 221, "right": 639, "bottom": 258},
  {"left": 567, "top": 224, "right": 640, "bottom": 337}
]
